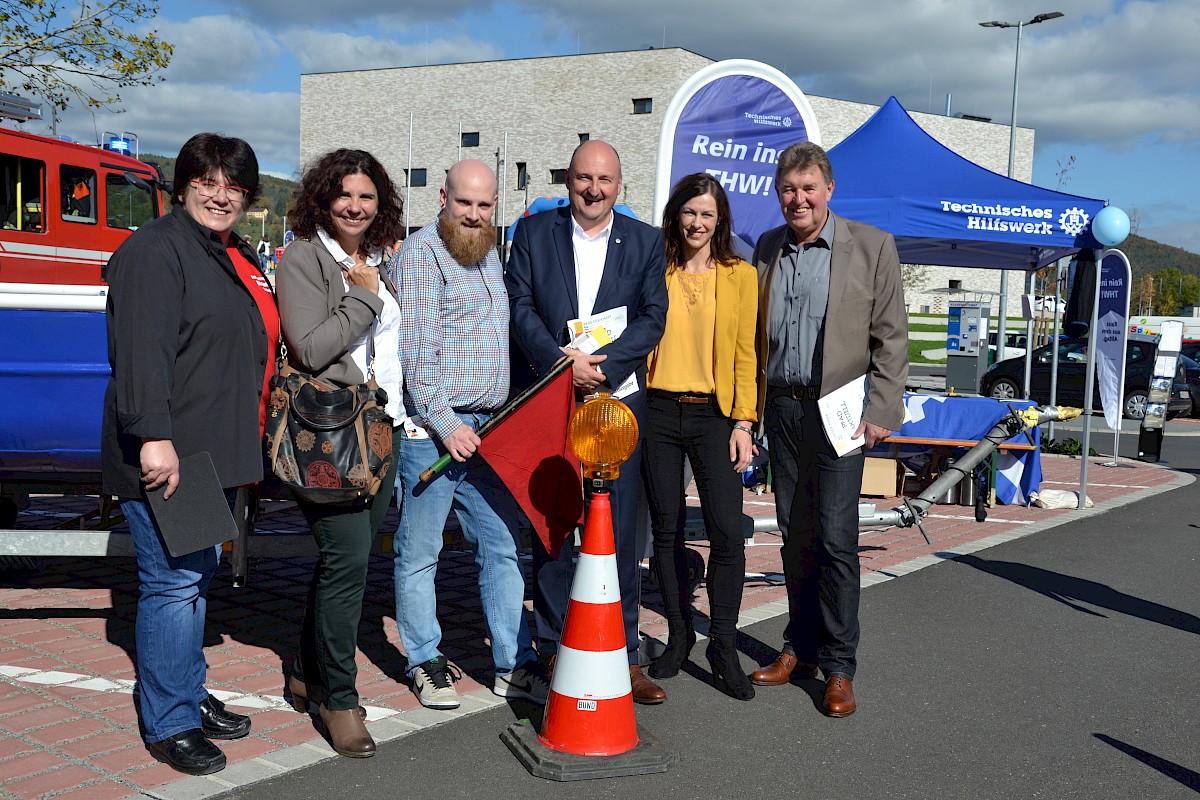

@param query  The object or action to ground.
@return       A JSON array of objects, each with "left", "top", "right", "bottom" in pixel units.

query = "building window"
[
  {"left": 632, "top": 97, "right": 652, "bottom": 115},
  {"left": 461, "top": 131, "right": 480, "bottom": 147},
  {"left": 578, "top": 133, "right": 590, "bottom": 143},
  {"left": 516, "top": 162, "right": 527, "bottom": 190},
  {"left": 550, "top": 168, "right": 567, "bottom": 185},
  {"left": 406, "top": 168, "right": 427, "bottom": 187},
  {"left": 949, "top": 279, "right": 962, "bottom": 290}
]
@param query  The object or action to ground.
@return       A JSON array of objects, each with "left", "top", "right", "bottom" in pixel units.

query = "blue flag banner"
[
  {"left": 1095, "top": 249, "right": 1132, "bottom": 430},
  {"left": 654, "top": 60, "right": 820, "bottom": 256}
]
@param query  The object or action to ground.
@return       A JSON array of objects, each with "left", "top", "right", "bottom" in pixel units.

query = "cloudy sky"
[{"left": 33, "top": 0, "right": 1200, "bottom": 254}]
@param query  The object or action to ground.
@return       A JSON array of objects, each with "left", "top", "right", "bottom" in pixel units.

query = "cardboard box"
[{"left": 860, "top": 457, "right": 901, "bottom": 498}]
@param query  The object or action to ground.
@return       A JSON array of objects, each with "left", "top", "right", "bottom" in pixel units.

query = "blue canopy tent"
[{"left": 827, "top": 97, "right": 1107, "bottom": 271}]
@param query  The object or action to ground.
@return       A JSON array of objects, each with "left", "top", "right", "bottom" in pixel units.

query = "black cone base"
[{"left": 500, "top": 719, "right": 676, "bottom": 781}]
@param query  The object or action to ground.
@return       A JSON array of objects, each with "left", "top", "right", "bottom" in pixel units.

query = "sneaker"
[
  {"left": 411, "top": 656, "right": 461, "bottom": 709},
  {"left": 493, "top": 660, "right": 550, "bottom": 704}
]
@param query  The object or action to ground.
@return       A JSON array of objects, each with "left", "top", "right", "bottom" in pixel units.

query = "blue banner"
[
  {"left": 1095, "top": 249, "right": 1131, "bottom": 429},
  {"left": 655, "top": 61, "right": 820, "bottom": 256}
]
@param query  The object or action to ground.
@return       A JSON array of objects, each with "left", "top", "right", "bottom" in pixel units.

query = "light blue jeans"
[
  {"left": 123, "top": 493, "right": 232, "bottom": 743},
  {"left": 392, "top": 412, "right": 535, "bottom": 678}
]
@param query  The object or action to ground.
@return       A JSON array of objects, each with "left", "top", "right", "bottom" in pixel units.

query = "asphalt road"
[{"left": 218, "top": 481, "right": 1200, "bottom": 799}]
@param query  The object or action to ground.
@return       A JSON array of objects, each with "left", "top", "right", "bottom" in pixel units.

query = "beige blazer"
[{"left": 752, "top": 212, "right": 908, "bottom": 437}]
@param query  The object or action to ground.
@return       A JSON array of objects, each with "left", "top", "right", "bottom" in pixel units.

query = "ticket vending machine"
[{"left": 946, "top": 301, "right": 990, "bottom": 395}]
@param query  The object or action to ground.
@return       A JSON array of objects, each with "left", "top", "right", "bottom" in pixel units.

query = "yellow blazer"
[{"left": 647, "top": 258, "right": 759, "bottom": 422}]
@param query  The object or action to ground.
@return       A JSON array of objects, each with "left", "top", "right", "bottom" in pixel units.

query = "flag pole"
[{"left": 419, "top": 356, "right": 574, "bottom": 482}]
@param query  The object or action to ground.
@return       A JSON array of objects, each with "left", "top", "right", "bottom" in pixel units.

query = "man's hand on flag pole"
[{"left": 443, "top": 423, "right": 481, "bottom": 462}]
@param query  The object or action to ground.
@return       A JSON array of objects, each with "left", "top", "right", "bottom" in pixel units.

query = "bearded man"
[{"left": 388, "top": 160, "right": 548, "bottom": 710}]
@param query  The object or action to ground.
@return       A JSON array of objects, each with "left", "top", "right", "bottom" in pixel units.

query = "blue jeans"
[
  {"left": 124, "top": 492, "right": 233, "bottom": 743},
  {"left": 392, "top": 412, "right": 535, "bottom": 677}
]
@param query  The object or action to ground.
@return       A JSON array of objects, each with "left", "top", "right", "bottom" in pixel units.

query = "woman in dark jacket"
[
  {"left": 275, "top": 149, "right": 404, "bottom": 759},
  {"left": 102, "top": 133, "right": 276, "bottom": 776}
]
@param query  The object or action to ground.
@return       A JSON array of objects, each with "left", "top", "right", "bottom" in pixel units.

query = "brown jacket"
[{"left": 752, "top": 213, "right": 908, "bottom": 439}]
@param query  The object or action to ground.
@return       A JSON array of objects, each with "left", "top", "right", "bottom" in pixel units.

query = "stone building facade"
[{"left": 300, "top": 48, "right": 1036, "bottom": 317}]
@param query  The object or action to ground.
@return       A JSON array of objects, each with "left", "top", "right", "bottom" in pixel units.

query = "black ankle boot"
[
  {"left": 649, "top": 621, "right": 696, "bottom": 679},
  {"left": 706, "top": 641, "right": 755, "bottom": 701}
]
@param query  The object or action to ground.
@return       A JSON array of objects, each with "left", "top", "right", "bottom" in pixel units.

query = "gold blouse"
[{"left": 647, "top": 268, "right": 717, "bottom": 394}]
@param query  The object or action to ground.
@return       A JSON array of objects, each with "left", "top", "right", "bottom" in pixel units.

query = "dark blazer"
[
  {"left": 102, "top": 205, "right": 272, "bottom": 496},
  {"left": 506, "top": 207, "right": 668, "bottom": 415},
  {"left": 752, "top": 212, "right": 908, "bottom": 434}
]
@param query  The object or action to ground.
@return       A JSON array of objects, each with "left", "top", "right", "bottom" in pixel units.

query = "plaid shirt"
[{"left": 389, "top": 221, "right": 510, "bottom": 441}]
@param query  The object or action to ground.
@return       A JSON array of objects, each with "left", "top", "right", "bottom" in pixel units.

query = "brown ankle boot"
[{"left": 319, "top": 704, "right": 375, "bottom": 758}]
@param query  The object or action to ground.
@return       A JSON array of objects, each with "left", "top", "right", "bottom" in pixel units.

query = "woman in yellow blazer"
[{"left": 643, "top": 173, "right": 758, "bottom": 700}]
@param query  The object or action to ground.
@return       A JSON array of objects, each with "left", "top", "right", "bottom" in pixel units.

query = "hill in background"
[
  {"left": 1121, "top": 234, "right": 1200, "bottom": 278},
  {"left": 140, "top": 153, "right": 295, "bottom": 245}
]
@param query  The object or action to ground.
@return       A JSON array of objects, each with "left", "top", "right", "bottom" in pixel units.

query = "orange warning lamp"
[{"left": 567, "top": 394, "right": 638, "bottom": 482}]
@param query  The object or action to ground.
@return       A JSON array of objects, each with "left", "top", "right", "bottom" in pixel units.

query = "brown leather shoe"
[
  {"left": 629, "top": 665, "right": 666, "bottom": 704},
  {"left": 822, "top": 675, "right": 856, "bottom": 717},
  {"left": 750, "top": 652, "right": 818, "bottom": 685},
  {"left": 288, "top": 674, "right": 366, "bottom": 720},
  {"left": 319, "top": 704, "right": 376, "bottom": 758}
]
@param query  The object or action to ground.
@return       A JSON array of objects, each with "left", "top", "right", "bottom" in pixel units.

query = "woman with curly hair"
[
  {"left": 275, "top": 149, "right": 405, "bottom": 757},
  {"left": 643, "top": 173, "right": 758, "bottom": 700}
]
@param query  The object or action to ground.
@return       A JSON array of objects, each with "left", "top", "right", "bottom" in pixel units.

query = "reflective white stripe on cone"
[{"left": 537, "top": 491, "right": 639, "bottom": 757}]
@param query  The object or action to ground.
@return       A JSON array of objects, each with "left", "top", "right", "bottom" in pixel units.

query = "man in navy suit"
[{"left": 506, "top": 140, "right": 669, "bottom": 703}]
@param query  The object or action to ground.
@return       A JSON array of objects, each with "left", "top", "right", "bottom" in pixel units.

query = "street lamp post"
[{"left": 980, "top": 11, "right": 1064, "bottom": 393}]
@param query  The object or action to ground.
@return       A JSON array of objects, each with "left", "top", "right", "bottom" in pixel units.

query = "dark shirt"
[
  {"left": 766, "top": 214, "right": 834, "bottom": 387},
  {"left": 102, "top": 205, "right": 273, "bottom": 497}
]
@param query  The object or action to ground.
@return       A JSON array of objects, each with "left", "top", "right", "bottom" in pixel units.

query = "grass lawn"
[{"left": 909, "top": 339, "right": 944, "bottom": 365}]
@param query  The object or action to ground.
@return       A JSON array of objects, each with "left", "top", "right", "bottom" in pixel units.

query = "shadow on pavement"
[
  {"left": 1094, "top": 733, "right": 1200, "bottom": 791},
  {"left": 948, "top": 553, "right": 1200, "bottom": 635}
]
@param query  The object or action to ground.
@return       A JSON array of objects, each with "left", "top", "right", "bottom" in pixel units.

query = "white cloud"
[
  {"left": 51, "top": 84, "right": 299, "bottom": 176},
  {"left": 149, "top": 15, "right": 282, "bottom": 88}
]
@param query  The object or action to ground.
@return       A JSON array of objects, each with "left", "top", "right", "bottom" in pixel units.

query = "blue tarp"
[{"left": 828, "top": 97, "right": 1107, "bottom": 271}]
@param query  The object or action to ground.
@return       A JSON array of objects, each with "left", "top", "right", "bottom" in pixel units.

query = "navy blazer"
[{"left": 506, "top": 207, "right": 668, "bottom": 415}]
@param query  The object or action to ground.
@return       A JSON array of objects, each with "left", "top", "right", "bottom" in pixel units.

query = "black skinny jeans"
[{"left": 642, "top": 393, "right": 746, "bottom": 641}]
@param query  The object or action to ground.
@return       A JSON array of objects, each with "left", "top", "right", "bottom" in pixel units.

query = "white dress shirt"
[{"left": 570, "top": 211, "right": 613, "bottom": 319}]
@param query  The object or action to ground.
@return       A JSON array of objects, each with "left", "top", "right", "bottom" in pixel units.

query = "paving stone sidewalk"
[{"left": 0, "top": 453, "right": 1188, "bottom": 800}]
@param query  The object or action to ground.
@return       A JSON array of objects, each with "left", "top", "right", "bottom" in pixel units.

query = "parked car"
[
  {"left": 1180, "top": 340, "right": 1200, "bottom": 362},
  {"left": 987, "top": 330, "right": 1027, "bottom": 360},
  {"left": 1178, "top": 354, "right": 1200, "bottom": 417},
  {"left": 980, "top": 334, "right": 1190, "bottom": 420}
]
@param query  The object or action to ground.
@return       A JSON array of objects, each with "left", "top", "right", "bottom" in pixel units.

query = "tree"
[{"left": 0, "top": 0, "right": 173, "bottom": 112}]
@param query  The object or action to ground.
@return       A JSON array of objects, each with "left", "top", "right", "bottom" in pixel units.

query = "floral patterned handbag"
[{"left": 264, "top": 344, "right": 393, "bottom": 504}]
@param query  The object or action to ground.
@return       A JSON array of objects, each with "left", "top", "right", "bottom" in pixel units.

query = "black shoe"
[
  {"left": 200, "top": 695, "right": 251, "bottom": 740},
  {"left": 706, "top": 643, "right": 755, "bottom": 701},
  {"left": 147, "top": 729, "right": 226, "bottom": 775}
]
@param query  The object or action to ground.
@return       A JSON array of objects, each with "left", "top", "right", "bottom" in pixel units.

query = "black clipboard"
[{"left": 146, "top": 451, "right": 239, "bottom": 557}]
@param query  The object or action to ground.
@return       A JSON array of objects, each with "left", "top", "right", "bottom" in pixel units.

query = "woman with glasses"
[
  {"left": 275, "top": 149, "right": 405, "bottom": 759},
  {"left": 103, "top": 133, "right": 276, "bottom": 775},
  {"left": 643, "top": 173, "right": 758, "bottom": 700}
]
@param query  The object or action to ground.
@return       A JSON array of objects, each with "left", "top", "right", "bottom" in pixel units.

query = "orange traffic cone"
[
  {"left": 538, "top": 491, "right": 637, "bottom": 755},
  {"left": 501, "top": 490, "right": 675, "bottom": 780}
]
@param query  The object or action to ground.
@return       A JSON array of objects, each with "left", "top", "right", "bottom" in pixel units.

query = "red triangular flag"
[{"left": 477, "top": 366, "right": 583, "bottom": 558}]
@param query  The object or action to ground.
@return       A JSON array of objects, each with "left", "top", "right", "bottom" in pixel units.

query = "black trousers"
[
  {"left": 764, "top": 392, "right": 864, "bottom": 679},
  {"left": 642, "top": 394, "right": 746, "bottom": 641},
  {"left": 293, "top": 433, "right": 401, "bottom": 710}
]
